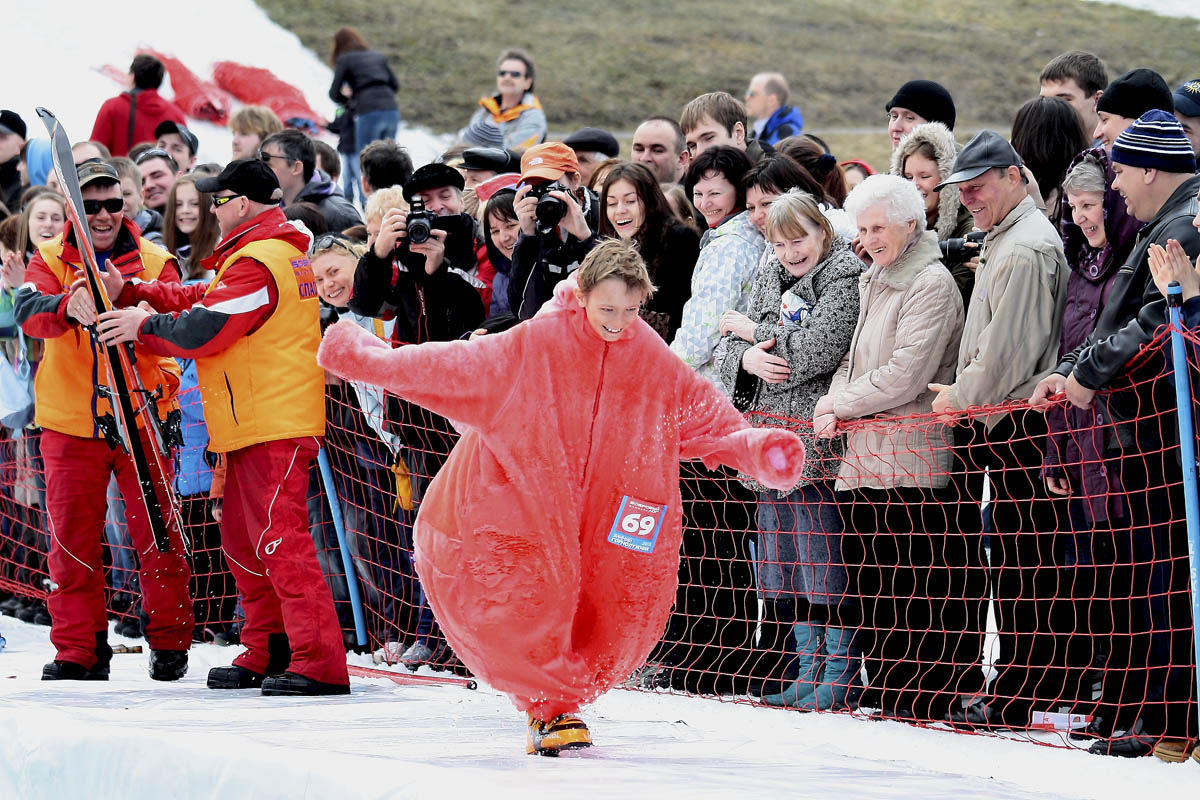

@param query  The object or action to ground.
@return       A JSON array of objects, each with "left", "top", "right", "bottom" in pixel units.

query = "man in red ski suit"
[
  {"left": 15, "top": 160, "right": 192, "bottom": 681},
  {"left": 96, "top": 159, "right": 348, "bottom": 696}
]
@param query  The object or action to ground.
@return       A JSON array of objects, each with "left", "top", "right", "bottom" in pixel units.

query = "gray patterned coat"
[{"left": 718, "top": 235, "right": 864, "bottom": 494}]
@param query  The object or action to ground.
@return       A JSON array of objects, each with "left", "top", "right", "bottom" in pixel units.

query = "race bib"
[
  {"left": 780, "top": 288, "right": 812, "bottom": 327},
  {"left": 607, "top": 496, "right": 667, "bottom": 554}
]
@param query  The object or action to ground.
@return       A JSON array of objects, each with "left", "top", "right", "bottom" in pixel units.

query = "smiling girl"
[
  {"left": 164, "top": 174, "right": 219, "bottom": 280},
  {"left": 598, "top": 162, "right": 699, "bottom": 340}
]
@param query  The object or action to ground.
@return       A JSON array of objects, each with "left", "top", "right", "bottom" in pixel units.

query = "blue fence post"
[
  {"left": 1166, "top": 281, "right": 1200, "bottom": 711},
  {"left": 317, "top": 447, "right": 368, "bottom": 648}
]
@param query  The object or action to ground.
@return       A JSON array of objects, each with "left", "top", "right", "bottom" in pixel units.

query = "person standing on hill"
[
  {"left": 745, "top": 72, "right": 804, "bottom": 146},
  {"left": 461, "top": 48, "right": 547, "bottom": 152},
  {"left": 328, "top": 27, "right": 401, "bottom": 162},
  {"left": 90, "top": 55, "right": 187, "bottom": 158}
]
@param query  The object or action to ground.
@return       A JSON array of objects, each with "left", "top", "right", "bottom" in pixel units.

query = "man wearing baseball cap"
[
  {"left": 459, "top": 146, "right": 518, "bottom": 190},
  {"left": 14, "top": 159, "right": 193, "bottom": 684},
  {"left": 1172, "top": 79, "right": 1200, "bottom": 156},
  {"left": 509, "top": 141, "right": 599, "bottom": 319},
  {"left": 1031, "top": 110, "right": 1200, "bottom": 758},
  {"left": 155, "top": 120, "right": 199, "bottom": 172},
  {"left": 925, "top": 129, "right": 1070, "bottom": 730},
  {"left": 0, "top": 109, "right": 27, "bottom": 213},
  {"left": 94, "top": 158, "right": 349, "bottom": 697},
  {"left": 562, "top": 127, "right": 620, "bottom": 186}
]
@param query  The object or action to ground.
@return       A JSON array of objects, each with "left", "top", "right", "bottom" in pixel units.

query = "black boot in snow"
[
  {"left": 260, "top": 671, "right": 351, "bottom": 696},
  {"left": 207, "top": 633, "right": 292, "bottom": 689},
  {"left": 149, "top": 649, "right": 189, "bottom": 681}
]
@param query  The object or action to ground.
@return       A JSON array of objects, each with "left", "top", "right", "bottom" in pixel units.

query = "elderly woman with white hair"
[{"left": 812, "top": 173, "right": 967, "bottom": 723}]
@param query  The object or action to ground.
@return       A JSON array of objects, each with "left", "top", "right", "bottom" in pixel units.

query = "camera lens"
[
  {"left": 408, "top": 218, "right": 431, "bottom": 244},
  {"left": 535, "top": 195, "right": 567, "bottom": 229}
]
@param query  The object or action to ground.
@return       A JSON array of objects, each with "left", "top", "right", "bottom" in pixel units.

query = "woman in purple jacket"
[{"left": 1041, "top": 147, "right": 1141, "bottom": 733}]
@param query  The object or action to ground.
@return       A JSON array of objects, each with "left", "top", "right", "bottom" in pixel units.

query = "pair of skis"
[{"left": 37, "top": 108, "right": 187, "bottom": 556}]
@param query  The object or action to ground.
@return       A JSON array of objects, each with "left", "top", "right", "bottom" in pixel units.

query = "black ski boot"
[
  {"left": 43, "top": 632, "right": 112, "bottom": 681},
  {"left": 208, "top": 632, "right": 291, "bottom": 690},
  {"left": 261, "top": 671, "right": 351, "bottom": 696},
  {"left": 149, "top": 649, "right": 189, "bottom": 681}
]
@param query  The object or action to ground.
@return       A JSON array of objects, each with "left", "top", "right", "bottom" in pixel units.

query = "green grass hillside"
[{"left": 260, "top": 0, "right": 1199, "bottom": 170}]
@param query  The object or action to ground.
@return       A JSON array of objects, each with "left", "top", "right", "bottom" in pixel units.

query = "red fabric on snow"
[
  {"left": 318, "top": 276, "right": 805, "bottom": 719},
  {"left": 140, "top": 49, "right": 234, "bottom": 125},
  {"left": 212, "top": 61, "right": 326, "bottom": 131}
]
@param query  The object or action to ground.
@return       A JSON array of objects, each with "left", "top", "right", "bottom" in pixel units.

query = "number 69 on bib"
[{"left": 606, "top": 495, "right": 668, "bottom": 554}]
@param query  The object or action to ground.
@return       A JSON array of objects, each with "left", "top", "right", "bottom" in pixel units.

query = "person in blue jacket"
[{"left": 745, "top": 73, "right": 804, "bottom": 146}]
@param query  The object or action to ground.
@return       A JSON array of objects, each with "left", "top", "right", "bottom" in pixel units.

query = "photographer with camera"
[
  {"left": 508, "top": 142, "right": 599, "bottom": 320},
  {"left": 350, "top": 162, "right": 486, "bottom": 341},
  {"left": 347, "top": 163, "right": 486, "bottom": 672}
]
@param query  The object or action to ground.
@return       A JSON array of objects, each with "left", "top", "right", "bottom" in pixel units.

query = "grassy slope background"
[{"left": 259, "top": 0, "right": 1199, "bottom": 171}]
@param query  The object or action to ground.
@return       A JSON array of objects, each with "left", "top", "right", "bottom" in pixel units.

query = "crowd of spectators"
[{"left": 0, "top": 44, "right": 1198, "bottom": 761}]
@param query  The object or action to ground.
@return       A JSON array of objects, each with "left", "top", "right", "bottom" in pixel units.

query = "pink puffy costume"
[{"left": 318, "top": 282, "right": 805, "bottom": 719}]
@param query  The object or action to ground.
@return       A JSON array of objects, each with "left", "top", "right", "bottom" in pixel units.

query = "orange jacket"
[
  {"left": 318, "top": 277, "right": 805, "bottom": 719},
  {"left": 17, "top": 219, "right": 180, "bottom": 439}
]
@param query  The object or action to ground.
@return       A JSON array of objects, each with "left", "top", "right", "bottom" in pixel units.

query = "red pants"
[
  {"left": 223, "top": 437, "right": 348, "bottom": 686},
  {"left": 42, "top": 429, "right": 193, "bottom": 668}
]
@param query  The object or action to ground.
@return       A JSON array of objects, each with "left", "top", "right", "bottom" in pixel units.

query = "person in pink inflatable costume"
[{"left": 318, "top": 238, "right": 804, "bottom": 755}]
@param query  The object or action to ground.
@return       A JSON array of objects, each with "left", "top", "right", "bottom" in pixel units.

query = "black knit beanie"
[
  {"left": 1097, "top": 68, "right": 1174, "bottom": 119},
  {"left": 885, "top": 80, "right": 956, "bottom": 131}
]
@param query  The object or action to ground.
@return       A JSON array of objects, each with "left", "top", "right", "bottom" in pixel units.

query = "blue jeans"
[
  {"left": 354, "top": 109, "right": 400, "bottom": 154},
  {"left": 341, "top": 153, "right": 363, "bottom": 207}
]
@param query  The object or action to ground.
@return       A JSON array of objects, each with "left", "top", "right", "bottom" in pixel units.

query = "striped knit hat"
[{"left": 1110, "top": 109, "right": 1197, "bottom": 174}]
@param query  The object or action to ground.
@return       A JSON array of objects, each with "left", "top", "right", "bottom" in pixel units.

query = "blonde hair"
[
  {"left": 363, "top": 186, "right": 409, "bottom": 226},
  {"left": 229, "top": 106, "right": 283, "bottom": 139},
  {"left": 764, "top": 189, "right": 833, "bottom": 253},
  {"left": 577, "top": 238, "right": 656, "bottom": 298}
]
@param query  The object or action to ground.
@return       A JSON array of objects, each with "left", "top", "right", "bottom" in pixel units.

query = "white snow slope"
[
  {"left": 0, "top": 619, "right": 1195, "bottom": 800},
  {"left": 4, "top": 0, "right": 447, "bottom": 169}
]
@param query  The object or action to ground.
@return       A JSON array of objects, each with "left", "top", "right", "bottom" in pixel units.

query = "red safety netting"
[{"left": 0, "top": 326, "right": 1196, "bottom": 751}]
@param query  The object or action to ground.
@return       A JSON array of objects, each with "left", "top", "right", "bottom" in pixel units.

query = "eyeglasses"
[
  {"left": 212, "top": 194, "right": 241, "bottom": 207},
  {"left": 134, "top": 148, "right": 178, "bottom": 170},
  {"left": 257, "top": 148, "right": 291, "bottom": 163},
  {"left": 496, "top": 69, "right": 524, "bottom": 78},
  {"left": 82, "top": 197, "right": 124, "bottom": 215}
]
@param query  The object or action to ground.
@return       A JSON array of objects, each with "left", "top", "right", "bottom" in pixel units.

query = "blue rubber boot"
[
  {"left": 762, "top": 622, "right": 825, "bottom": 709},
  {"left": 813, "top": 626, "right": 863, "bottom": 711}
]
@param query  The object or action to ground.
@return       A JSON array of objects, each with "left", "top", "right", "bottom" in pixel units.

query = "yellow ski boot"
[{"left": 526, "top": 713, "right": 593, "bottom": 756}]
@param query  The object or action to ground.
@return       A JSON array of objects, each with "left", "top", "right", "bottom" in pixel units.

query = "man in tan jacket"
[{"left": 927, "top": 130, "right": 1069, "bottom": 728}]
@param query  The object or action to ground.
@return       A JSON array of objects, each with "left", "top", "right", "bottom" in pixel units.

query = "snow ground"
[
  {"left": 1089, "top": 0, "right": 1200, "bottom": 20},
  {"left": 5, "top": 0, "right": 448, "bottom": 171},
  {"left": 0, "top": 618, "right": 1194, "bottom": 800}
]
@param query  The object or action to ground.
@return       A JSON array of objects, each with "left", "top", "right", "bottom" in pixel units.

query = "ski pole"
[
  {"left": 1166, "top": 282, "right": 1200, "bottom": 712},
  {"left": 317, "top": 446, "right": 368, "bottom": 648}
]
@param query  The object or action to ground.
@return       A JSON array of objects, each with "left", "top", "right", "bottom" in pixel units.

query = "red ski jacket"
[{"left": 90, "top": 89, "right": 186, "bottom": 157}]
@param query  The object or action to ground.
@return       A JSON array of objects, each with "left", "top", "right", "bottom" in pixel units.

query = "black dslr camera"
[
  {"left": 524, "top": 181, "right": 569, "bottom": 234},
  {"left": 939, "top": 230, "right": 986, "bottom": 266},
  {"left": 405, "top": 197, "right": 437, "bottom": 244}
]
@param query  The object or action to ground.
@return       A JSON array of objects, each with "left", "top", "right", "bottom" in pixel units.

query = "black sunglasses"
[
  {"left": 212, "top": 194, "right": 242, "bottom": 207},
  {"left": 82, "top": 197, "right": 124, "bottom": 215},
  {"left": 258, "top": 148, "right": 291, "bottom": 163},
  {"left": 497, "top": 69, "right": 524, "bottom": 78}
]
